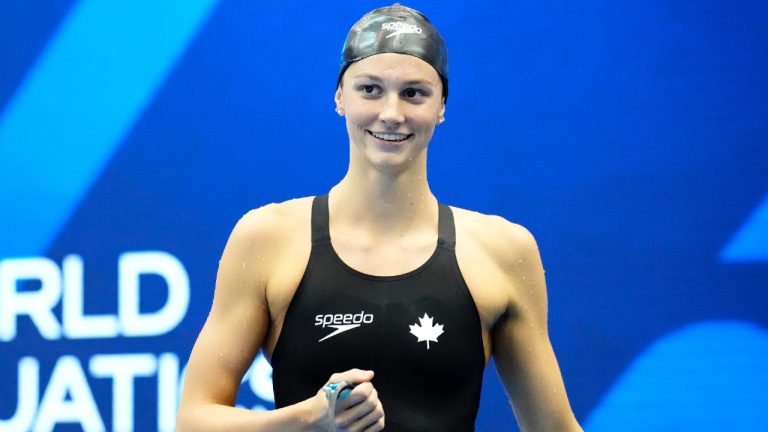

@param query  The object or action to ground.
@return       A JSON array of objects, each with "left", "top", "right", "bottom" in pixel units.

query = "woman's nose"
[{"left": 378, "top": 94, "right": 405, "bottom": 125}]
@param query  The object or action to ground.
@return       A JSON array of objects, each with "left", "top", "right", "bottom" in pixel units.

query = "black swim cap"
[{"left": 338, "top": 3, "right": 449, "bottom": 101}]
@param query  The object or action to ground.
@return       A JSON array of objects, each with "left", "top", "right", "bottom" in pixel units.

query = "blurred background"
[{"left": 1, "top": 1, "right": 766, "bottom": 430}]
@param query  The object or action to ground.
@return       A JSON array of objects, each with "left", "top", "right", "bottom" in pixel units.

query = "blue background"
[{"left": 1, "top": 0, "right": 767, "bottom": 430}]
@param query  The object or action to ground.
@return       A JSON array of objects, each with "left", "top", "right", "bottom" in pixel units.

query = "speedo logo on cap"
[
  {"left": 315, "top": 311, "right": 374, "bottom": 342},
  {"left": 382, "top": 21, "right": 423, "bottom": 38}
]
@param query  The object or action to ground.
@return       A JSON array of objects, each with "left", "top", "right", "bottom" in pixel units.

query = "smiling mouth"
[{"left": 367, "top": 130, "right": 412, "bottom": 142}]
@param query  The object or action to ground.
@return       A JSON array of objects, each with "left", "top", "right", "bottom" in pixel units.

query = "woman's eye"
[
  {"left": 362, "top": 85, "right": 378, "bottom": 94},
  {"left": 403, "top": 88, "right": 425, "bottom": 98}
]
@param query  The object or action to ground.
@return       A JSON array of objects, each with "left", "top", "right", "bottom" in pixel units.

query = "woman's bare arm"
[
  {"left": 489, "top": 221, "right": 582, "bottom": 432},
  {"left": 176, "top": 207, "right": 324, "bottom": 431},
  {"left": 176, "top": 204, "right": 384, "bottom": 432}
]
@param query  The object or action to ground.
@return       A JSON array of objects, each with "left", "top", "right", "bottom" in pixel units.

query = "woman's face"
[{"left": 335, "top": 53, "right": 445, "bottom": 172}]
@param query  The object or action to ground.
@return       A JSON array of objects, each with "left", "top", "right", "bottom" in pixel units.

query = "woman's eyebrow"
[
  {"left": 402, "top": 79, "right": 434, "bottom": 87},
  {"left": 351, "top": 74, "right": 384, "bottom": 81},
  {"left": 352, "top": 74, "right": 434, "bottom": 87}
]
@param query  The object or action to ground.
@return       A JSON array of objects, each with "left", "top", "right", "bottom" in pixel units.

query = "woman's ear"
[
  {"left": 334, "top": 86, "right": 344, "bottom": 116},
  {"left": 436, "top": 99, "right": 446, "bottom": 124}
]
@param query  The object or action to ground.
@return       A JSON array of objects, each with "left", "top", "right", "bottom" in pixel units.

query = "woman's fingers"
[
  {"left": 336, "top": 381, "right": 373, "bottom": 411},
  {"left": 322, "top": 369, "right": 383, "bottom": 432},
  {"left": 340, "top": 398, "right": 385, "bottom": 432},
  {"left": 327, "top": 369, "right": 375, "bottom": 386},
  {"left": 334, "top": 383, "right": 384, "bottom": 431}
]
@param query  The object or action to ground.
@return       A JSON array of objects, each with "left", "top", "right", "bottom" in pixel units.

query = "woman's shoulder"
[
  {"left": 228, "top": 196, "right": 315, "bottom": 249},
  {"left": 238, "top": 196, "right": 313, "bottom": 229},
  {"left": 449, "top": 205, "right": 539, "bottom": 264}
]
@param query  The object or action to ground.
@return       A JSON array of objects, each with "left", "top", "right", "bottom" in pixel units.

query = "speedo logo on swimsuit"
[
  {"left": 382, "top": 21, "right": 422, "bottom": 38},
  {"left": 315, "top": 311, "right": 374, "bottom": 342}
]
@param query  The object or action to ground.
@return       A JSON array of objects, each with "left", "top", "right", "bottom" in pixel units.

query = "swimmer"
[{"left": 176, "top": 4, "right": 583, "bottom": 431}]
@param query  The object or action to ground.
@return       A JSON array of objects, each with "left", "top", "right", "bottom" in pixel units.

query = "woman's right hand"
[{"left": 309, "top": 369, "right": 385, "bottom": 432}]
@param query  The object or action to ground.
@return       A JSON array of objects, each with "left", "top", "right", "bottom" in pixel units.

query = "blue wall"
[{"left": 1, "top": 1, "right": 766, "bottom": 430}]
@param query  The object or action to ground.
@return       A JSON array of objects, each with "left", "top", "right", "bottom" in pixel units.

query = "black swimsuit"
[{"left": 271, "top": 195, "right": 485, "bottom": 431}]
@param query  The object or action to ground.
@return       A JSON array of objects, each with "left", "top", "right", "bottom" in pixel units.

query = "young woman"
[{"left": 176, "top": 5, "right": 582, "bottom": 432}]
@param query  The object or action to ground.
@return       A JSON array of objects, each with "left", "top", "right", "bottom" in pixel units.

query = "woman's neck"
[{"left": 329, "top": 164, "right": 437, "bottom": 237}]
